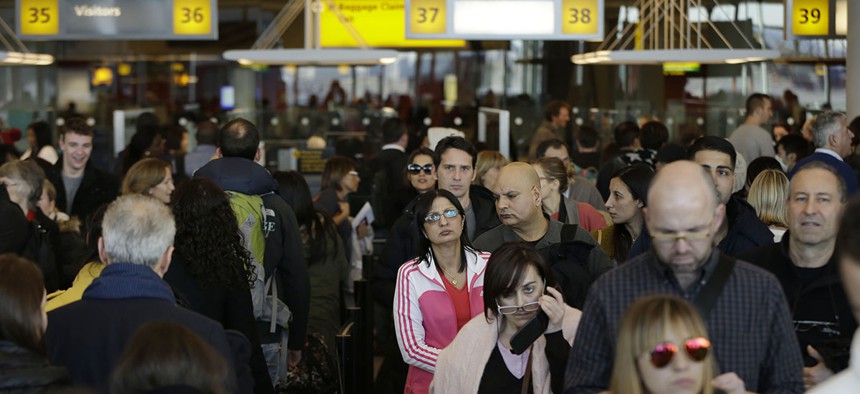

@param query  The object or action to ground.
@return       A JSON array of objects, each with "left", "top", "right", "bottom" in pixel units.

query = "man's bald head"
[
  {"left": 493, "top": 162, "right": 543, "bottom": 228},
  {"left": 648, "top": 160, "right": 718, "bottom": 212},
  {"left": 645, "top": 160, "right": 725, "bottom": 275},
  {"left": 498, "top": 162, "right": 540, "bottom": 191}
]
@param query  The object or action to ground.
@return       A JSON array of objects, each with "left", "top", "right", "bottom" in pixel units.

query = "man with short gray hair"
[
  {"left": 789, "top": 111, "right": 858, "bottom": 195},
  {"left": 46, "top": 195, "right": 247, "bottom": 393}
]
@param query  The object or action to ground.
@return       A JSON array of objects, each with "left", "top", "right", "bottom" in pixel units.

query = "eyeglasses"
[
  {"left": 497, "top": 301, "right": 541, "bottom": 315},
  {"left": 647, "top": 337, "right": 711, "bottom": 368},
  {"left": 407, "top": 164, "right": 434, "bottom": 175},
  {"left": 650, "top": 222, "right": 713, "bottom": 245},
  {"left": 347, "top": 171, "right": 359, "bottom": 177},
  {"left": 424, "top": 208, "right": 459, "bottom": 224}
]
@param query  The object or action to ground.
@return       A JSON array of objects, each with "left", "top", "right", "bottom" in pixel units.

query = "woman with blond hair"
[
  {"left": 747, "top": 169, "right": 790, "bottom": 242},
  {"left": 474, "top": 150, "right": 507, "bottom": 191},
  {"left": 609, "top": 295, "right": 745, "bottom": 394},
  {"left": 121, "top": 158, "right": 175, "bottom": 204},
  {"left": 532, "top": 157, "right": 607, "bottom": 232}
]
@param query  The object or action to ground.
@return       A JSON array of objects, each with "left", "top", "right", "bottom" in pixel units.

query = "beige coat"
[{"left": 430, "top": 305, "right": 581, "bottom": 394}]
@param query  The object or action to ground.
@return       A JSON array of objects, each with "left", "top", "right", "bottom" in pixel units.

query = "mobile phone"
[{"left": 509, "top": 310, "right": 549, "bottom": 355}]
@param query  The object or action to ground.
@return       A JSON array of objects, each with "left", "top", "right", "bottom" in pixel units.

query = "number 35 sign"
[
  {"left": 785, "top": 0, "right": 838, "bottom": 38},
  {"left": 17, "top": 0, "right": 218, "bottom": 40}
]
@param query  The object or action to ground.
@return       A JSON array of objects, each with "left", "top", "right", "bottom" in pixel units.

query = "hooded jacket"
[{"left": 194, "top": 157, "right": 310, "bottom": 349}]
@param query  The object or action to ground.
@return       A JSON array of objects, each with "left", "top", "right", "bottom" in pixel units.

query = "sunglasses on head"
[
  {"left": 648, "top": 337, "right": 711, "bottom": 368},
  {"left": 407, "top": 163, "right": 434, "bottom": 175}
]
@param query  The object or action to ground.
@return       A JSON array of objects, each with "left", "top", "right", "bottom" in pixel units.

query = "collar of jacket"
[
  {"left": 194, "top": 156, "right": 278, "bottom": 195},
  {"left": 83, "top": 263, "right": 175, "bottom": 303}
]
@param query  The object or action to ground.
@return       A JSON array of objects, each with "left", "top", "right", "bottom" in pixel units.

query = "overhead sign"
[
  {"left": 319, "top": 0, "right": 465, "bottom": 48},
  {"left": 17, "top": 0, "right": 218, "bottom": 40},
  {"left": 785, "top": 0, "right": 843, "bottom": 38},
  {"left": 405, "top": 0, "right": 603, "bottom": 40}
]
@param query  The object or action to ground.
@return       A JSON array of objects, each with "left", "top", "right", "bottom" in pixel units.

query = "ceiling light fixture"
[
  {"left": 572, "top": 0, "right": 780, "bottom": 65},
  {"left": 0, "top": 17, "right": 54, "bottom": 66},
  {"left": 223, "top": 49, "right": 400, "bottom": 66}
]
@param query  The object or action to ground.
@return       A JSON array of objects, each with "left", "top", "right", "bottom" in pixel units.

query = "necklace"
[{"left": 438, "top": 265, "right": 461, "bottom": 285}]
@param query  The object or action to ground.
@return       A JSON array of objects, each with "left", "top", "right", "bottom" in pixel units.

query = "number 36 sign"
[{"left": 17, "top": 0, "right": 217, "bottom": 40}]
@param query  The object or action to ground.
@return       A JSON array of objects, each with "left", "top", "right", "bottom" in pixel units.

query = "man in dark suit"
[
  {"left": 367, "top": 117, "right": 410, "bottom": 229},
  {"left": 46, "top": 195, "right": 248, "bottom": 393}
]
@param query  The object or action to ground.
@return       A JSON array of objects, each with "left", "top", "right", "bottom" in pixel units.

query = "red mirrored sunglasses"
[{"left": 649, "top": 337, "right": 711, "bottom": 368}]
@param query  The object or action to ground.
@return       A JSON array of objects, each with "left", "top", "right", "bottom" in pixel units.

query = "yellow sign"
[
  {"left": 320, "top": 0, "right": 464, "bottom": 48},
  {"left": 409, "top": 0, "right": 446, "bottom": 34},
  {"left": 561, "top": 0, "right": 598, "bottom": 35},
  {"left": 790, "top": 0, "right": 829, "bottom": 36},
  {"left": 173, "top": 0, "right": 212, "bottom": 35},
  {"left": 19, "top": 0, "right": 59, "bottom": 35}
]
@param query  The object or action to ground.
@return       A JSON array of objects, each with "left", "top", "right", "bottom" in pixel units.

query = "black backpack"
[{"left": 538, "top": 224, "right": 603, "bottom": 309}]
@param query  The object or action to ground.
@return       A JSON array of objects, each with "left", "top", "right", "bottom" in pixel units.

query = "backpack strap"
[
  {"left": 692, "top": 253, "right": 736, "bottom": 323},
  {"left": 560, "top": 223, "right": 580, "bottom": 243}
]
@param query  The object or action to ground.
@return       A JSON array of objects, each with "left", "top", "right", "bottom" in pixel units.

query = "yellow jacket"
[{"left": 46, "top": 262, "right": 105, "bottom": 311}]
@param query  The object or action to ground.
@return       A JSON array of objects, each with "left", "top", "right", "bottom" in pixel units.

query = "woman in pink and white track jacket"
[{"left": 393, "top": 189, "right": 491, "bottom": 394}]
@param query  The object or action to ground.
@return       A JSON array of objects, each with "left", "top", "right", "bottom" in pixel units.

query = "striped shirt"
[{"left": 564, "top": 250, "right": 804, "bottom": 394}]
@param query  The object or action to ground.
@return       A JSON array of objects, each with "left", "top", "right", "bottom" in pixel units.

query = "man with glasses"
[
  {"left": 473, "top": 162, "right": 611, "bottom": 308},
  {"left": 565, "top": 160, "right": 803, "bottom": 394},
  {"left": 628, "top": 136, "right": 773, "bottom": 260},
  {"left": 740, "top": 162, "right": 857, "bottom": 390}
]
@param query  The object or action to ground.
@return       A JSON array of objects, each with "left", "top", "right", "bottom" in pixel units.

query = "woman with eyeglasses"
[
  {"left": 431, "top": 242, "right": 579, "bottom": 394},
  {"left": 315, "top": 156, "right": 365, "bottom": 261},
  {"left": 393, "top": 189, "right": 491, "bottom": 394},
  {"left": 532, "top": 156, "right": 608, "bottom": 232},
  {"left": 609, "top": 295, "right": 746, "bottom": 394}
]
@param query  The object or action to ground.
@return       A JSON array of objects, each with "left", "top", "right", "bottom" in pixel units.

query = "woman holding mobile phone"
[
  {"left": 431, "top": 242, "right": 581, "bottom": 394},
  {"left": 609, "top": 295, "right": 747, "bottom": 394}
]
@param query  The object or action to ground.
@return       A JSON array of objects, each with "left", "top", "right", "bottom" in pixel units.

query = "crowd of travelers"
[{"left": 1, "top": 91, "right": 860, "bottom": 394}]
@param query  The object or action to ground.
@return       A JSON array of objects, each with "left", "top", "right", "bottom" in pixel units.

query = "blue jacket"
[
  {"left": 195, "top": 157, "right": 310, "bottom": 348},
  {"left": 46, "top": 263, "right": 246, "bottom": 393}
]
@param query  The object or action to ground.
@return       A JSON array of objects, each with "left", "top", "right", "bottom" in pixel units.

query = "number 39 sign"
[{"left": 786, "top": 0, "right": 834, "bottom": 38}]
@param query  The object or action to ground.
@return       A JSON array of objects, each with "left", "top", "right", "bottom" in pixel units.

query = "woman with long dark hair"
[
  {"left": 21, "top": 121, "right": 58, "bottom": 164},
  {"left": 163, "top": 178, "right": 274, "bottom": 394},
  {"left": 596, "top": 164, "right": 654, "bottom": 263},
  {"left": 274, "top": 171, "right": 347, "bottom": 352},
  {"left": 0, "top": 254, "right": 69, "bottom": 390},
  {"left": 393, "top": 189, "right": 491, "bottom": 394}
]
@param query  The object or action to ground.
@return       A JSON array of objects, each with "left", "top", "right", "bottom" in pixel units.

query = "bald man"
[
  {"left": 564, "top": 161, "right": 803, "bottom": 394},
  {"left": 474, "top": 162, "right": 612, "bottom": 308}
]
